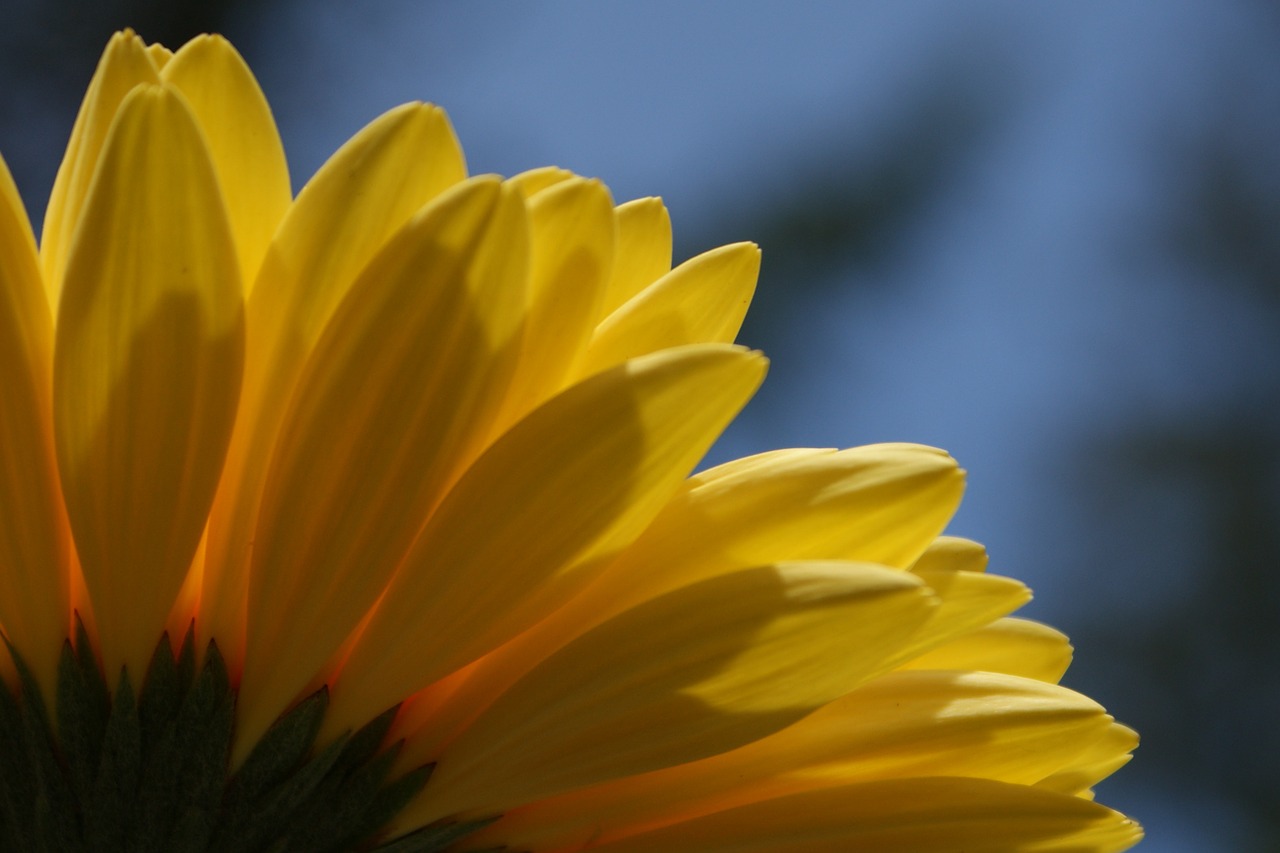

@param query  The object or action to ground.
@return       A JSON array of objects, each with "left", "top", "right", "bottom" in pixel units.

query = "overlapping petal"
[
  {"left": 470, "top": 671, "right": 1128, "bottom": 851},
  {"left": 235, "top": 176, "right": 527, "bottom": 752},
  {"left": 53, "top": 84, "right": 243, "bottom": 681},
  {"left": 416, "top": 561, "right": 936, "bottom": 819},
  {"left": 160, "top": 34, "right": 291, "bottom": 291},
  {"left": 581, "top": 241, "right": 759, "bottom": 376},
  {"left": 383, "top": 442, "right": 966, "bottom": 763},
  {"left": 200, "top": 101, "right": 466, "bottom": 667},
  {"left": 0, "top": 31, "right": 1138, "bottom": 852},
  {"left": 41, "top": 30, "right": 160, "bottom": 308},
  {"left": 583, "top": 777, "right": 1142, "bottom": 853},
  {"left": 0, "top": 153, "right": 67, "bottom": 693},
  {"left": 323, "top": 344, "right": 767, "bottom": 739}
]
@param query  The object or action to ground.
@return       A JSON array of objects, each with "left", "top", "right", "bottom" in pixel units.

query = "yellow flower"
[{"left": 0, "top": 29, "right": 1141, "bottom": 851}]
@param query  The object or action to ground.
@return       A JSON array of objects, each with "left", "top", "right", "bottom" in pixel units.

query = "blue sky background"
[{"left": 3, "top": 2, "right": 1278, "bottom": 850}]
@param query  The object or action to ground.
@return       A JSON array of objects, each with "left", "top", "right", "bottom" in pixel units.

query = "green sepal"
[
  {"left": 137, "top": 629, "right": 186, "bottom": 771},
  {"left": 284, "top": 741, "right": 404, "bottom": 851},
  {"left": 0, "top": 630, "right": 494, "bottom": 850},
  {"left": 331, "top": 703, "right": 401, "bottom": 778},
  {"left": 231, "top": 687, "right": 330, "bottom": 802},
  {"left": 56, "top": 614, "right": 113, "bottom": 806},
  {"left": 350, "top": 758, "right": 435, "bottom": 848},
  {"left": 212, "top": 690, "right": 347, "bottom": 852},
  {"left": 85, "top": 668, "right": 141, "bottom": 851},
  {"left": 3, "top": 632, "right": 80, "bottom": 850},
  {"left": 371, "top": 816, "right": 501, "bottom": 853},
  {"left": 0, "top": 662, "right": 41, "bottom": 850},
  {"left": 132, "top": 641, "right": 235, "bottom": 850}
]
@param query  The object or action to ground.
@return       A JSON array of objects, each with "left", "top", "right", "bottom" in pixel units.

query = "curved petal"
[
  {"left": 470, "top": 671, "right": 1120, "bottom": 851},
  {"left": 507, "top": 165, "right": 574, "bottom": 196},
  {"left": 913, "top": 535, "right": 990, "bottom": 573},
  {"left": 581, "top": 241, "right": 759, "bottom": 377},
  {"left": 419, "top": 561, "right": 935, "bottom": 819},
  {"left": 582, "top": 776, "right": 1142, "bottom": 853},
  {"left": 324, "top": 345, "right": 767, "bottom": 740},
  {"left": 41, "top": 29, "right": 160, "bottom": 309},
  {"left": 53, "top": 84, "right": 243, "bottom": 682},
  {"left": 602, "top": 443, "right": 964, "bottom": 607},
  {"left": 898, "top": 571, "right": 1032, "bottom": 664},
  {"left": 1037, "top": 722, "right": 1139, "bottom": 797},
  {"left": 200, "top": 102, "right": 466, "bottom": 667},
  {"left": 387, "top": 443, "right": 964, "bottom": 758},
  {"left": 599, "top": 196, "right": 672, "bottom": 317},
  {"left": 0, "top": 153, "right": 68, "bottom": 695},
  {"left": 234, "top": 177, "right": 528, "bottom": 755},
  {"left": 900, "top": 617, "right": 1075, "bottom": 684},
  {"left": 162, "top": 34, "right": 292, "bottom": 291},
  {"left": 491, "top": 176, "right": 615, "bottom": 430}
]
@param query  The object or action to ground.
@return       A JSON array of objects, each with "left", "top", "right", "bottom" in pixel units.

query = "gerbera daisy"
[{"left": 0, "top": 30, "right": 1141, "bottom": 851}]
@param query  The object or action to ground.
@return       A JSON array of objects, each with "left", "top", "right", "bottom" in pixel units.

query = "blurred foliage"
[
  {"left": 685, "top": 73, "right": 1003, "bottom": 442},
  {"left": 1071, "top": 125, "right": 1280, "bottom": 850},
  {"left": 686, "top": 24, "right": 1280, "bottom": 849}
]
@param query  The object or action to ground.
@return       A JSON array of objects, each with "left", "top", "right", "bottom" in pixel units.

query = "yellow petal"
[
  {"left": 583, "top": 777, "right": 1141, "bottom": 853},
  {"left": 900, "top": 617, "right": 1074, "bottom": 684},
  {"left": 1037, "top": 722, "right": 1139, "bottom": 796},
  {"left": 234, "top": 177, "right": 527, "bottom": 755},
  {"left": 326, "top": 345, "right": 766, "bottom": 741},
  {"left": 474, "top": 671, "right": 1119, "bottom": 851},
  {"left": 162, "top": 34, "right": 292, "bottom": 291},
  {"left": 898, "top": 568, "right": 1031, "bottom": 662},
  {"left": 912, "top": 534, "right": 990, "bottom": 573},
  {"left": 599, "top": 196, "right": 672, "bottom": 317},
  {"left": 507, "top": 165, "right": 574, "bottom": 196},
  {"left": 419, "top": 561, "right": 935, "bottom": 819},
  {"left": 490, "top": 176, "right": 615, "bottom": 429},
  {"left": 53, "top": 84, "right": 243, "bottom": 682},
  {"left": 41, "top": 30, "right": 160, "bottom": 309},
  {"left": 599, "top": 443, "right": 964, "bottom": 610},
  {"left": 393, "top": 443, "right": 965, "bottom": 756},
  {"left": 580, "top": 241, "right": 759, "bottom": 377},
  {"left": 0, "top": 153, "right": 68, "bottom": 694},
  {"left": 144, "top": 42, "right": 173, "bottom": 70},
  {"left": 199, "top": 102, "right": 465, "bottom": 668}
]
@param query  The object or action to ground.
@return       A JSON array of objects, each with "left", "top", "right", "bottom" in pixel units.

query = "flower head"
[{"left": 0, "top": 30, "right": 1141, "bottom": 851}]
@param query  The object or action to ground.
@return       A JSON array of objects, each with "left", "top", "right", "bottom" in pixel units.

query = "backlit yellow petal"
[
  {"left": 581, "top": 241, "right": 759, "bottom": 377},
  {"left": 0, "top": 153, "right": 68, "bottom": 695},
  {"left": 491, "top": 177, "right": 615, "bottom": 428},
  {"left": 599, "top": 196, "right": 673, "bottom": 317},
  {"left": 1037, "top": 722, "right": 1139, "bottom": 796},
  {"left": 326, "top": 345, "right": 766, "bottom": 740},
  {"left": 144, "top": 42, "right": 173, "bottom": 69},
  {"left": 41, "top": 29, "right": 160, "bottom": 309},
  {"left": 235, "top": 177, "right": 527, "bottom": 756},
  {"left": 598, "top": 443, "right": 964, "bottom": 609},
  {"left": 584, "top": 777, "right": 1141, "bottom": 853},
  {"left": 419, "top": 562, "right": 935, "bottom": 818},
  {"left": 913, "top": 534, "right": 990, "bottom": 573},
  {"left": 0, "top": 31, "right": 1139, "bottom": 851},
  {"left": 53, "top": 84, "right": 243, "bottom": 682},
  {"left": 899, "top": 568, "right": 1031, "bottom": 660},
  {"left": 393, "top": 443, "right": 966, "bottom": 754},
  {"left": 475, "top": 671, "right": 1119, "bottom": 851},
  {"left": 900, "top": 617, "right": 1074, "bottom": 684},
  {"left": 162, "top": 34, "right": 292, "bottom": 290},
  {"left": 508, "top": 165, "right": 574, "bottom": 196},
  {"left": 200, "top": 102, "right": 466, "bottom": 668}
]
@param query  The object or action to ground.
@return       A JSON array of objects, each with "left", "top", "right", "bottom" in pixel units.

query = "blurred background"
[{"left": 2, "top": 1, "right": 1276, "bottom": 850}]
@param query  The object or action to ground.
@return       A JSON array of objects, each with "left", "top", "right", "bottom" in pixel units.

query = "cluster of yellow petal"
[{"left": 0, "top": 29, "right": 1140, "bottom": 851}]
